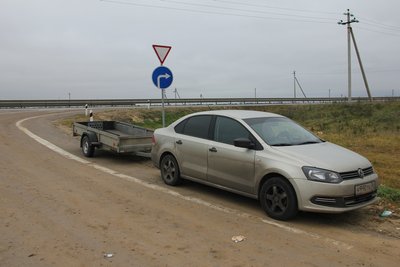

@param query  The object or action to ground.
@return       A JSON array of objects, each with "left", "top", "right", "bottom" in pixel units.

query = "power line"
[
  {"left": 353, "top": 15, "right": 400, "bottom": 35},
  {"left": 357, "top": 26, "right": 400, "bottom": 37},
  {"left": 101, "top": 0, "right": 400, "bottom": 31},
  {"left": 358, "top": 16, "right": 400, "bottom": 31},
  {"left": 365, "top": 68, "right": 400, "bottom": 73},
  {"left": 100, "top": 0, "right": 336, "bottom": 24},
  {"left": 213, "top": 0, "right": 339, "bottom": 15},
  {"left": 361, "top": 21, "right": 400, "bottom": 32},
  {"left": 158, "top": 0, "right": 336, "bottom": 21},
  {"left": 299, "top": 68, "right": 400, "bottom": 76}
]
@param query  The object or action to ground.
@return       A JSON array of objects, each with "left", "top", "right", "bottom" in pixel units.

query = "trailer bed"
[{"left": 73, "top": 121, "right": 153, "bottom": 157}]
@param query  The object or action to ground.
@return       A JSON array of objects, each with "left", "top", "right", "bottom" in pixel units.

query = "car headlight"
[{"left": 302, "top": 167, "right": 342, "bottom": 184}]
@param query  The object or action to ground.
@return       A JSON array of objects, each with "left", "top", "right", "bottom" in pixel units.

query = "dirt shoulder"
[{"left": 1, "top": 110, "right": 399, "bottom": 267}]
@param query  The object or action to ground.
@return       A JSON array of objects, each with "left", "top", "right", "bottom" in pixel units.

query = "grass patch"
[{"left": 378, "top": 185, "right": 400, "bottom": 202}]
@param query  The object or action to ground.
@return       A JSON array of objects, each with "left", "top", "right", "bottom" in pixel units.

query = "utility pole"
[
  {"left": 350, "top": 27, "right": 372, "bottom": 100},
  {"left": 174, "top": 88, "right": 181, "bottom": 99},
  {"left": 338, "top": 9, "right": 372, "bottom": 101},
  {"left": 293, "top": 71, "right": 296, "bottom": 99},
  {"left": 293, "top": 71, "right": 307, "bottom": 99},
  {"left": 338, "top": 9, "right": 358, "bottom": 102},
  {"left": 173, "top": 88, "right": 181, "bottom": 106}
]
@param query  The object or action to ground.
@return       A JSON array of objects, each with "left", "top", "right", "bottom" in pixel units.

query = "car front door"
[{"left": 207, "top": 116, "right": 256, "bottom": 194}]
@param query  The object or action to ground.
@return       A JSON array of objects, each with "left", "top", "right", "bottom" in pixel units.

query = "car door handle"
[
  {"left": 209, "top": 147, "right": 217, "bottom": 152},
  {"left": 176, "top": 140, "right": 182, "bottom": 145}
]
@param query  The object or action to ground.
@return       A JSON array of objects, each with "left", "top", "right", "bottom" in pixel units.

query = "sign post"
[
  {"left": 152, "top": 66, "right": 173, "bottom": 127},
  {"left": 152, "top": 44, "right": 173, "bottom": 127}
]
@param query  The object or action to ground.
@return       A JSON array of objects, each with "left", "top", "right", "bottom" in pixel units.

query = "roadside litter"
[
  {"left": 231, "top": 235, "right": 246, "bottom": 243},
  {"left": 103, "top": 253, "right": 114, "bottom": 259},
  {"left": 380, "top": 210, "right": 393, "bottom": 217}
]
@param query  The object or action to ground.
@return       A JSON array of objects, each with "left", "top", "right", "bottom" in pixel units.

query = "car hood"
[{"left": 272, "top": 142, "right": 371, "bottom": 172}]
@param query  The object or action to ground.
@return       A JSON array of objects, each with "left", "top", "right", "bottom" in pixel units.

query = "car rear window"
[
  {"left": 174, "top": 119, "right": 187, "bottom": 134},
  {"left": 175, "top": 115, "right": 212, "bottom": 139}
]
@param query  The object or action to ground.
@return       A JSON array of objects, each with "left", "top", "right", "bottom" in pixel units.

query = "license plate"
[{"left": 355, "top": 181, "right": 376, "bottom": 196}]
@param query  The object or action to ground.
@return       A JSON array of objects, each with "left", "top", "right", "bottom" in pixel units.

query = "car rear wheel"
[
  {"left": 160, "top": 154, "right": 181, "bottom": 186},
  {"left": 260, "top": 177, "right": 298, "bottom": 220}
]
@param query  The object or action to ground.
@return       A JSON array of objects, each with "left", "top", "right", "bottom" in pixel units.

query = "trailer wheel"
[{"left": 82, "top": 136, "right": 95, "bottom": 157}]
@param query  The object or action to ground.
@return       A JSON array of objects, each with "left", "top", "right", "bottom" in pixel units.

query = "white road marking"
[
  {"left": 16, "top": 117, "right": 90, "bottom": 164},
  {"left": 16, "top": 115, "right": 353, "bottom": 250}
]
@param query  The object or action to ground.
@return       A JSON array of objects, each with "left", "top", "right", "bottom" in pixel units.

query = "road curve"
[{"left": 0, "top": 109, "right": 399, "bottom": 266}]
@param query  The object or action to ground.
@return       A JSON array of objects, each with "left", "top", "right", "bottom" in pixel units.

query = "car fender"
[
  {"left": 156, "top": 136, "right": 178, "bottom": 165},
  {"left": 255, "top": 163, "right": 305, "bottom": 208}
]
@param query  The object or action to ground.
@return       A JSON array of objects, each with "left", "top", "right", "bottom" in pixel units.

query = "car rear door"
[
  {"left": 207, "top": 116, "right": 256, "bottom": 194},
  {"left": 174, "top": 115, "right": 212, "bottom": 181}
]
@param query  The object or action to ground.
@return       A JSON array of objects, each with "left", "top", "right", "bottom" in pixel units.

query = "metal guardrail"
[{"left": 0, "top": 97, "right": 399, "bottom": 108}]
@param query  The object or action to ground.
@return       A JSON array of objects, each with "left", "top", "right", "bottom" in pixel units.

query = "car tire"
[
  {"left": 82, "top": 136, "right": 95, "bottom": 157},
  {"left": 160, "top": 154, "right": 181, "bottom": 186},
  {"left": 260, "top": 177, "right": 298, "bottom": 220}
]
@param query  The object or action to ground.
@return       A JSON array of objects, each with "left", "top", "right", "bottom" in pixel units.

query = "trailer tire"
[{"left": 82, "top": 136, "right": 95, "bottom": 157}]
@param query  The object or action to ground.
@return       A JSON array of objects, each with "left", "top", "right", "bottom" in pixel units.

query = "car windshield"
[{"left": 244, "top": 117, "right": 323, "bottom": 146}]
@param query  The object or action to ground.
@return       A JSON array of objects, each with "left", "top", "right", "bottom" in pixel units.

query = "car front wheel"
[
  {"left": 160, "top": 154, "right": 181, "bottom": 186},
  {"left": 260, "top": 177, "right": 298, "bottom": 220}
]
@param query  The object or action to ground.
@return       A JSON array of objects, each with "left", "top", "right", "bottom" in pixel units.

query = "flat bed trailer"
[{"left": 73, "top": 121, "right": 153, "bottom": 157}]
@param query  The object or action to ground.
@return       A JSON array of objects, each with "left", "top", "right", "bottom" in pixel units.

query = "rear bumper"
[{"left": 151, "top": 149, "right": 160, "bottom": 169}]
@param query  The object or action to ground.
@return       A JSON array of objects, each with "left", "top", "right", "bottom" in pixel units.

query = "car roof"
[{"left": 189, "top": 109, "right": 284, "bottom": 120}]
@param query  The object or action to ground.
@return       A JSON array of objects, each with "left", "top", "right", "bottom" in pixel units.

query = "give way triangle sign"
[{"left": 152, "top": 44, "right": 172, "bottom": 65}]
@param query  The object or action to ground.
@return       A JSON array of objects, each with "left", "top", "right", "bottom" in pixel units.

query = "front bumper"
[
  {"left": 294, "top": 173, "right": 379, "bottom": 213},
  {"left": 310, "top": 191, "right": 377, "bottom": 208}
]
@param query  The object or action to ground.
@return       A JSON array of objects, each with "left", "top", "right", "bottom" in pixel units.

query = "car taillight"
[{"left": 151, "top": 135, "right": 156, "bottom": 145}]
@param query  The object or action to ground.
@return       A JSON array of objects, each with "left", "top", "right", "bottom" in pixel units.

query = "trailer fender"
[{"left": 80, "top": 131, "right": 99, "bottom": 148}]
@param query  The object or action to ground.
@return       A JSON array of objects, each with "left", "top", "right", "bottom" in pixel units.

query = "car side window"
[
  {"left": 214, "top": 116, "right": 250, "bottom": 145},
  {"left": 177, "top": 115, "right": 212, "bottom": 139},
  {"left": 174, "top": 119, "right": 187, "bottom": 134}
]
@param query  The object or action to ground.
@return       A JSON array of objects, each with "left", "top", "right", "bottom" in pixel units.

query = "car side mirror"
[{"left": 234, "top": 138, "right": 255, "bottom": 149}]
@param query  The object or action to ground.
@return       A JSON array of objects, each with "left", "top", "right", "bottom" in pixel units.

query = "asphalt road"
[{"left": 0, "top": 109, "right": 399, "bottom": 266}]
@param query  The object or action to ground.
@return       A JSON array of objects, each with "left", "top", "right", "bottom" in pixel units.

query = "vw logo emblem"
[{"left": 357, "top": 168, "right": 365, "bottom": 178}]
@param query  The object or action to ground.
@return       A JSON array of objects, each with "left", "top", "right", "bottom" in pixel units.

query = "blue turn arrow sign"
[{"left": 152, "top": 66, "right": 173, "bottom": 89}]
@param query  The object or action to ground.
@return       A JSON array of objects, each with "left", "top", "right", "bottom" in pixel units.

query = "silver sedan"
[{"left": 151, "top": 110, "right": 378, "bottom": 220}]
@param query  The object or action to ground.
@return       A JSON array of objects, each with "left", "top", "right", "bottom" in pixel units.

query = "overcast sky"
[{"left": 1, "top": 0, "right": 400, "bottom": 100}]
